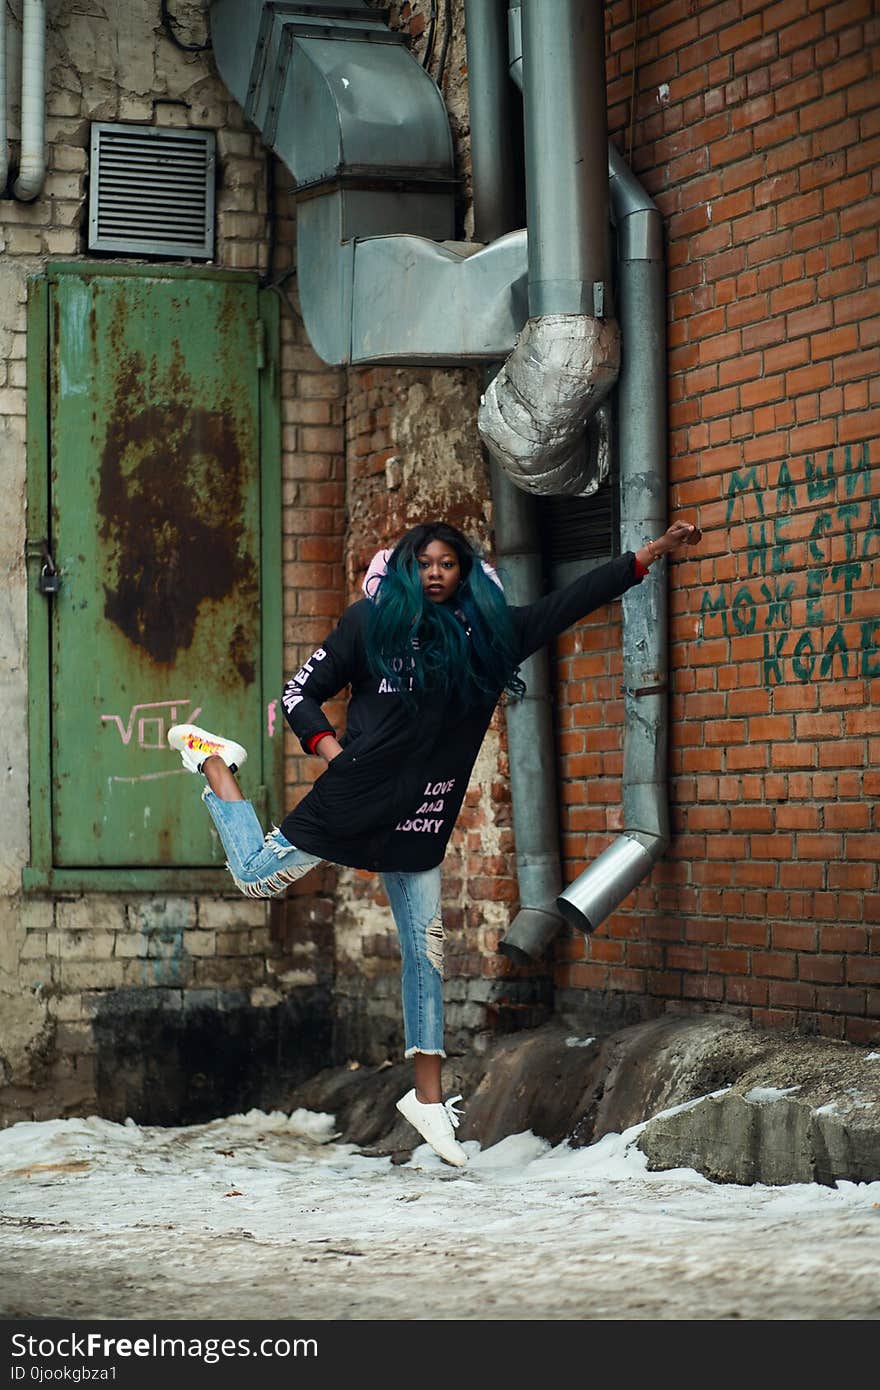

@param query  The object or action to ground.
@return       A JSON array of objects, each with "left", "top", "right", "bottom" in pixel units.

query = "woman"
[{"left": 168, "top": 518, "right": 700, "bottom": 1167}]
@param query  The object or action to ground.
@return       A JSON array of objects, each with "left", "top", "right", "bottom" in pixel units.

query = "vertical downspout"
[
  {"left": 464, "top": 0, "right": 568, "bottom": 963},
  {"left": 556, "top": 148, "right": 669, "bottom": 935},
  {"left": 0, "top": 4, "right": 8, "bottom": 193},
  {"left": 12, "top": 0, "right": 46, "bottom": 203},
  {"left": 499, "top": 8, "right": 671, "bottom": 941},
  {"left": 521, "top": 0, "right": 610, "bottom": 321}
]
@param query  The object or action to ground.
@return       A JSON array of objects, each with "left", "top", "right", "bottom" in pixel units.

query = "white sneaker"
[
  {"left": 167, "top": 724, "right": 248, "bottom": 776},
  {"left": 396, "top": 1089, "right": 468, "bottom": 1168}
]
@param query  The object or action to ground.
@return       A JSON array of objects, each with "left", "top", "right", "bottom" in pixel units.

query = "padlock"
[{"left": 39, "top": 565, "right": 62, "bottom": 595}]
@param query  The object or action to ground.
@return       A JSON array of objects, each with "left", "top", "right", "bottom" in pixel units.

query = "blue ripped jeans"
[{"left": 202, "top": 789, "right": 445, "bottom": 1058}]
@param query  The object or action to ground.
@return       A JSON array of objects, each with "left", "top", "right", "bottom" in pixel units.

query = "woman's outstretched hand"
[
  {"left": 635, "top": 520, "right": 701, "bottom": 571},
  {"left": 660, "top": 520, "right": 702, "bottom": 554}
]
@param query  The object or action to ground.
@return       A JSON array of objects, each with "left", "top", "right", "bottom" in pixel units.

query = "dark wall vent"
[
  {"left": 88, "top": 123, "right": 216, "bottom": 260},
  {"left": 538, "top": 481, "right": 618, "bottom": 568}
]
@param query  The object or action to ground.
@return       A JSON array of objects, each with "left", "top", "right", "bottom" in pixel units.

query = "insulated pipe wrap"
[{"left": 478, "top": 313, "right": 620, "bottom": 494}]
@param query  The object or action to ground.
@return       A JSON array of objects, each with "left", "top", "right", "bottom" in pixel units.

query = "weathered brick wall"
[
  {"left": 0, "top": 0, "right": 341, "bottom": 1121},
  {"left": 4, "top": 0, "right": 877, "bottom": 1125},
  {"left": 554, "top": 0, "right": 879, "bottom": 1044}
]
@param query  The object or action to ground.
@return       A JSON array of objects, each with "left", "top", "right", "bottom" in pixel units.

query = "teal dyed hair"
[{"left": 364, "top": 522, "right": 525, "bottom": 710}]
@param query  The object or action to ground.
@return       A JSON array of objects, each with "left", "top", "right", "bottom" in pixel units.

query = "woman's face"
[{"left": 417, "top": 539, "right": 462, "bottom": 603}]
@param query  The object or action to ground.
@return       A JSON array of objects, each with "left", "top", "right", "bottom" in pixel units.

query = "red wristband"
[{"left": 634, "top": 557, "right": 649, "bottom": 580}]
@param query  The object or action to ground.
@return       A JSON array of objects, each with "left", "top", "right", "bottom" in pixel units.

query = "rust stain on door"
[{"left": 98, "top": 348, "right": 257, "bottom": 684}]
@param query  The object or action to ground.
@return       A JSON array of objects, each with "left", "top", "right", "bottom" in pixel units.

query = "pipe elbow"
[
  {"left": 477, "top": 313, "right": 620, "bottom": 495},
  {"left": 556, "top": 829, "right": 667, "bottom": 937},
  {"left": 12, "top": 152, "right": 46, "bottom": 202}
]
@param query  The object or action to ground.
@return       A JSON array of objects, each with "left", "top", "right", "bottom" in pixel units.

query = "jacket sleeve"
[
  {"left": 281, "top": 602, "right": 365, "bottom": 754},
  {"left": 509, "top": 552, "right": 643, "bottom": 663}
]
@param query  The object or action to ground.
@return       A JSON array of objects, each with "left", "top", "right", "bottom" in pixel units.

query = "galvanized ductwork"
[{"left": 209, "top": 0, "right": 529, "bottom": 364}]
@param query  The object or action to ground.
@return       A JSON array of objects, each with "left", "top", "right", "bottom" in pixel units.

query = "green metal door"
[{"left": 46, "top": 268, "right": 272, "bottom": 870}]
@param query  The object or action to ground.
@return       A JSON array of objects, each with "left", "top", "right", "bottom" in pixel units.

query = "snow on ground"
[{"left": 1, "top": 1103, "right": 879, "bottom": 1321}]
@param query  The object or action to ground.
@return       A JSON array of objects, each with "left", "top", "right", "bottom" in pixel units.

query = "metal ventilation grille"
[
  {"left": 538, "top": 482, "right": 619, "bottom": 567},
  {"left": 88, "top": 123, "right": 216, "bottom": 259}
]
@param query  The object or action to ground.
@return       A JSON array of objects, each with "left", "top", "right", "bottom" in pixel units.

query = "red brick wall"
[
  {"left": 269, "top": 165, "right": 347, "bottom": 973},
  {"left": 552, "top": 0, "right": 879, "bottom": 1044},
  {"left": 282, "top": 0, "right": 879, "bottom": 1052}
]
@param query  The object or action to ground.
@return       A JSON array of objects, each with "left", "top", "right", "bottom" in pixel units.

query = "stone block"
[
  {"left": 52, "top": 145, "right": 88, "bottom": 172},
  {"left": 43, "top": 171, "right": 85, "bottom": 201},
  {"left": 118, "top": 97, "right": 154, "bottom": 122},
  {"left": 193, "top": 957, "right": 266, "bottom": 988},
  {"left": 53, "top": 1022, "right": 94, "bottom": 1057},
  {"left": 217, "top": 131, "right": 255, "bottom": 158},
  {"left": 52, "top": 200, "right": 85, "bottom": 228},
  {"left": 0, "top": 199, "right": 51, "bottom": 226},
  {"left": 0, "top": 904, "right": 26, "bottom": 983},
  {"left": 58, "top": 931, "right": 116, "bottom": 961},
  {"left": 49, "top": 994, "right": 89, "bottom": 1023},
  {"left": 57, "top": 897, "right": 127, "bottom": 936},
  {"left": 182, "top": 989, "right": 220, "bottom": 1011},
  {"left": 19, "top": 932, "right": 48, "bottom": 961},
  {"left": 182, "top": 930, "right": 216, "bottom": 958},
  {"left": 0, "top": 385, "right": 27, "bottom": 416},
  {"left": 43, "top": 229, "right": 80, "bottom": 255},
  {"left": 122, "top": 956, "right": 193, "bottom": 989},
  {"left": 113, "top": 932, "right": 150, "bottom": 959},
  {"left": 47, "top": 90, "right": 84, "bottom": 117},
  {"left": 199, "top": 899, "right": 266, "bottom": 931},
  {"left": 126, "top": 897, "right": 197, "bottom": 934},
  {"left": 59, "top": 960, "right": 126, "bottom": 991},
  {"left": 5, "top": 228, "right": 43, "bottom": 255}
]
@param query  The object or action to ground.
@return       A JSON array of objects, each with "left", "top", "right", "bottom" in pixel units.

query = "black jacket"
[{"left": 280, "top": 552, "right": 643, "bottom": 872}]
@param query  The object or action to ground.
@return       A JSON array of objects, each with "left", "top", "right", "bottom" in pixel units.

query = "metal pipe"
[
  {"left": 12, "top": 0, "right": 46, "bottom": 202},
  {"left": 521, "top": 0, "right": 609, "bottom": 317},
  {"left": 507, "top": 0, "right": 522, "bottom": 91},
  {"left": 557, "top": 150, "right": 669, "bottom": 936},
  {"left": 463, "top": 0, "right": 518, "bottom": 245},
  {"left": 1, "top": 3, "right": 8, "bottom": 194},
  {"left": 491, "top": 454, "right": 568, "bottom": 964},
  {"left": 464, "top": 0, "right": 567, "bottom": 964},
  {"left": 477, "top": 0, "right": 620, "bottom": 496}
]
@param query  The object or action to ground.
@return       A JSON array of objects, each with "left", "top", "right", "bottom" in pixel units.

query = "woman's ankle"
[{"left": 202, "top": 755, "right": 244, "bottom": 802}]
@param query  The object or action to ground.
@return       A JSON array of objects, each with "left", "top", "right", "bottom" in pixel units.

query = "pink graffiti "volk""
[{"left": 101, "top": 700, "right": 202, "bottom": 751}]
